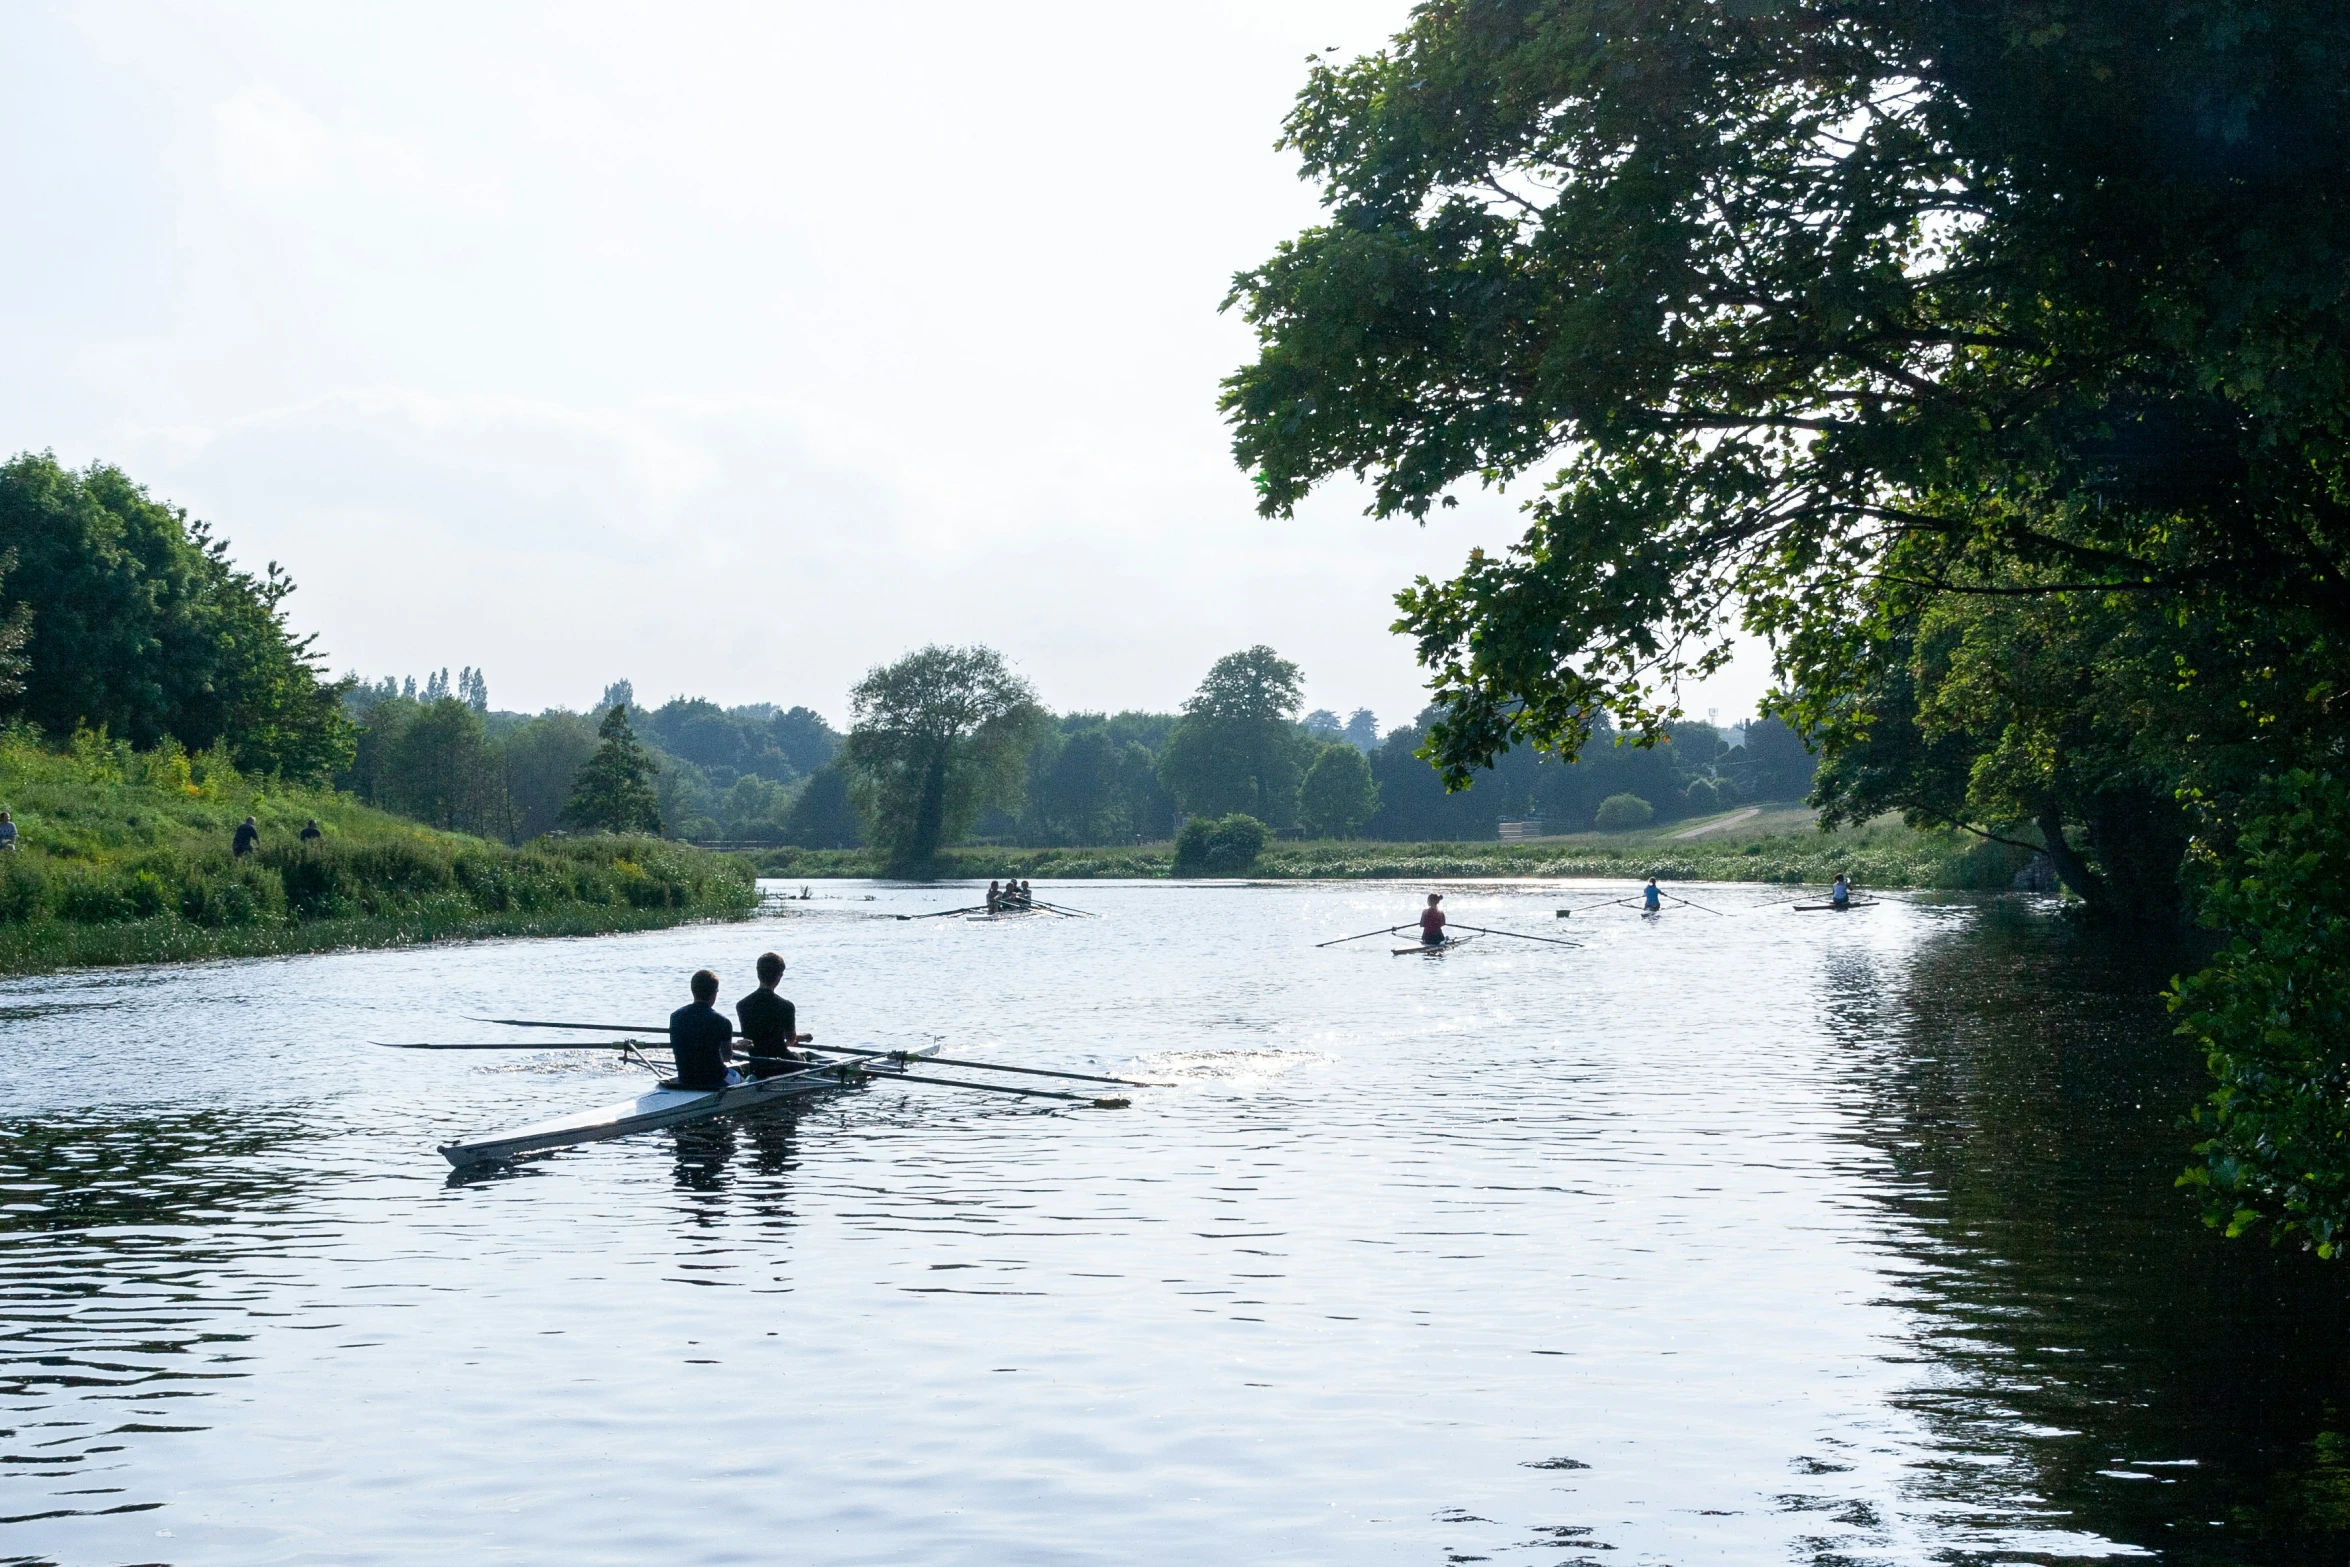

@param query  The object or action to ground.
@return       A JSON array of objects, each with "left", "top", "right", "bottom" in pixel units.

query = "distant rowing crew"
[{"left": 1357, "top": 875, "right": 1877, "bottom": 955}]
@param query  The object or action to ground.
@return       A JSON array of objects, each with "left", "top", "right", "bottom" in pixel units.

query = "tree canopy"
[
  {"left": 561, "top": 704, "right": 664, "bottom": 835},
  {"left": 1222, "top": 2, "right": 2350, "bottom": 845},
  {"left": 1158, "top": 646, "right": 1318, "bottom": 827},
  {"left": 842, "top": 645, "right": 1044, "bottom": 868},
  {"left": 0, "top": 454, "right": 354, "bottom": 780}
]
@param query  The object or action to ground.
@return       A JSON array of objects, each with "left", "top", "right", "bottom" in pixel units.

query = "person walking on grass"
[
  {"left": 232, "top": 816, "right": 260, "bottom": 858},
  {"left": 0, "top": 810, "right": 17, "bottom": 852},
  {"left": 300, "top": 819, "right": 323, "bottom": 844}
]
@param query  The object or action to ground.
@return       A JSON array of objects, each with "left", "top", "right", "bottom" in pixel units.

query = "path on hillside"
[{"left": 1670, "top": 805, "right": 1761, "bottom": 840}]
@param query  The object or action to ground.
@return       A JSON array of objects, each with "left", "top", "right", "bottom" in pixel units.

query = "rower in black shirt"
[
  {"left": 668, "top": 969, "right": 736, "bottom": 1091},
  {"left": 735, "top": 951, "right": 810, "bottom": 1078}
]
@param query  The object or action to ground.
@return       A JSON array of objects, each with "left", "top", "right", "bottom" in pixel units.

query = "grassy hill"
[
  {"left": 0, "top": 728, "right": 756, "bottom": 974},
  {"left": 746, "top": 805, "right": 2034, "bottom": 889}
]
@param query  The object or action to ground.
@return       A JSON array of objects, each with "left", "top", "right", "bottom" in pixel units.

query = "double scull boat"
[{"left": 437, "top": 1047, "right": 940, "bottom": 1168}]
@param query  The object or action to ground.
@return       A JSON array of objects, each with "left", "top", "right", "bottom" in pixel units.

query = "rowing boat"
[
  {"left": 1392, "top": 935, "right": 1477, "bottom": 955},
  {"left": 1792, "top": 900, "right": 1875, "bottom": 912},
  {"left": 966, "top": 907, "right": 1047, "bottom": 921},
  {"left": 438, "top": 1046, "right": 941, "bottom": 1168}
]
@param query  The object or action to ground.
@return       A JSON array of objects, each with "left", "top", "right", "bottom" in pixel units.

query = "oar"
[
  {"left": 794, "top": 1042, "right": 1167, "bottom": 1088},
  {"left": 1315, "top": 924, "right": 1405, "bottom": 948},
  {"left": 1661, "top": 890, "right": 1729, "bottom": 916},
  {"left": 464, "top": 1019, "right": 1164, "bottom": 1087},
  {"left": 1031, "top": 900, "right": 1096, "bottom": 917},
  {"left": 471, "top": 1016, "right": 678, "bottom": 1033},
  {"left": 895, "top": 904, "right": 989, "bottom": 921},
  {"left": 859, "top": 1066, "right": 1129, "bottom": 1109},
  {"left": 375, "top": 1040, "right": 663, "bottom": 1050},
  {"left": 1445, "top": 923, "right": 1580, "bottom": 948}
]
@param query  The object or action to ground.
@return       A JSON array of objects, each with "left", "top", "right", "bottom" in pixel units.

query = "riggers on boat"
[
  {"left": 1393, "top": 936, "right": 1478, "bottom": 955},
  {"left": 438, "top": 1048, "right": 940, "bottom": 1168}
]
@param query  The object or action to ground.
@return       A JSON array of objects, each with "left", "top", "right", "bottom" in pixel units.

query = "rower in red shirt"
[{"left": 1418, "top": 893, "right": 1447, "bottom": 947}]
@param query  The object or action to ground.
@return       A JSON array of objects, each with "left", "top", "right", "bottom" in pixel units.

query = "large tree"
[
  {"left": 0, "top": 454, "right": 354, "bottom": 780},
  {"left": 1156, "top": 646, "right": 1318, "bottom": 828},
  {"left": 385, "top": 697, "right": 510, "bottom": 837},
  {"left": 842, "top": 645, "right": 1044, "bottom": 868},
  {"left": 561, "top": 704, "right": 664, "bottom": 835},
  {"left": 1222, "top": 0, "right": 2350, "bottom": 910}
]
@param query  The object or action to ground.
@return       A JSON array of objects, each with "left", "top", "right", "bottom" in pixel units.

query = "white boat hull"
[{"left": 440, "top": 1051, "right": 933, "bottom": 1168}]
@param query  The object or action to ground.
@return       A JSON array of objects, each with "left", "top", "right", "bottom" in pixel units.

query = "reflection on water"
[
  {"left": 0, "top": 883, "right": 2342, "bottom": 1564},
  {"left": 1860, "top": 905, "right": 2350, "bottom": 1565},
  {"left": 0, "top": 1110, "right": 313, "bottom": 1536}
]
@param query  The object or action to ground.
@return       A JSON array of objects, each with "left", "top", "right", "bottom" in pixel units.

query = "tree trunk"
[
  {"left": 910, "top": 752, "right": 949, "bottom": 866},
  {"left": 2081, "top": 789, "right": 2190, "bottom": 924},
  {"left": 2035, "top": 805, "right": 2106, "bottom": 906}
]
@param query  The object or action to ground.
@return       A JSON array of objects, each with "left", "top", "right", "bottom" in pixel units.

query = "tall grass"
[{"left": 0, "top": 727, "right": 756, "bottom": 974}]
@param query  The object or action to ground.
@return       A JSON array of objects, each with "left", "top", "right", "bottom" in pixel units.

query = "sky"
[{"left": 0, "top": 1, "right": 1773, "bottom": 734}]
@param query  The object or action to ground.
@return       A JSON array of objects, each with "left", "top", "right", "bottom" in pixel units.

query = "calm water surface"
[{"left": 3, "top": 880, "right": 2346, "bottom": 1566}]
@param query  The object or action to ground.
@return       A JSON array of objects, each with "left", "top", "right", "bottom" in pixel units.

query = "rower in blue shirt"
[
  {"left": 1642, "top": 878, "right": 1662, "bottom": 913},
  {"left": 1830, "top": 872, "right": 1852, "bottom": 910}
]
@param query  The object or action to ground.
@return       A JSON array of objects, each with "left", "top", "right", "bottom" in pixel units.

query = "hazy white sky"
[{"left": 0, "top": 2, "right": 1771, "bottom": 732}]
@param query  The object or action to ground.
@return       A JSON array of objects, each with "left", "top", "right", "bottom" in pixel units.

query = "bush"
[
  {"left": 2176, "top": 771, "right": 2350, "bottom": 1255},
  {"left": 1683, "top": 778, "right": 1721, "bottom": 814},
  {"left": 1174, "top": 812, "right": 1271, "bottom": 875},
  {"left": 1595, "top": 793, "right": 1655, "bottom": 832}
]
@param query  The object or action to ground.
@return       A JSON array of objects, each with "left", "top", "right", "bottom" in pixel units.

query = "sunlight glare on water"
[{"left": 2, "top": 880, "right": 2340, "bottom": 1565}]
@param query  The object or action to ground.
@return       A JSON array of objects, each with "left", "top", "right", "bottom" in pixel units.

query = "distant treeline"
[
  {"left": 337, "top": 676, "right": 849, "bottom": 846},
  {"left": 341, "top": 660, "right": 1813, "bottom": 853}
]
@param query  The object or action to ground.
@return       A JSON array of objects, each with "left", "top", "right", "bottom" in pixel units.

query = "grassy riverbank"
[
  {"left": 0, "top": 730, "right": 757, "bottom": 974},
  {"left": 748, "top": 807, "right": 2034, "bottom": 888}
]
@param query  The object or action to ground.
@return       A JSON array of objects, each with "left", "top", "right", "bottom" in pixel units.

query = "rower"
[
  {"left": 1018, "top": 879, "right": 1035, "bottom": 909},
  {"left": 1642, "top": 878, "right": 1662, "bottom": 913},
  {"left": 986, "top": 880, "right": 1002, "bottom": 913},
  {"left": 1830, "top": 871, "right": 1851, "bottom": 910},
  {"left": 1418, "top": 892, "right": 1447, "bottom": 947},
  {"left": 736, "top": 951, "right": 811, "bottom": 1077},
  {"left": 668, "top": 969, "right": 736, "bottom": 1091}
]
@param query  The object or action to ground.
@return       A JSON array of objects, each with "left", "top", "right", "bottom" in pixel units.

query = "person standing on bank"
[
  {"left": 668, "top": 969, "right": 736, "bottom": 1091},
  {"left": 0, "top": 811, "right": 17, "bottom": 852},
  {"left": 736, "top": 951, "right": 811, "bottom": 1078},
  {"left": 232, "top": 816, "right": 260, "bottom": 858},
  {"left": 300, "top": 819, "right": 323, "bottom": 844}
]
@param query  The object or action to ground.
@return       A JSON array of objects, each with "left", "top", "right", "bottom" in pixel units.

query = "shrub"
[
  {"left": 1682, "top": 778, "right": 1721, "bottom": 814},
  {"left": 1595, "top": 793, "right": 1655, "bottom": 832},
  {"left": 2177, "top": 771, "right": 2350, "bottom": 1254},
  {"left": 1174, "top": 812, "right": 1271, "bottom": 875}
]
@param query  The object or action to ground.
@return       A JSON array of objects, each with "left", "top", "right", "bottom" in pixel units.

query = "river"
[{"left": 3, "top": 880, "right": 2345, "bottom": 1565}]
